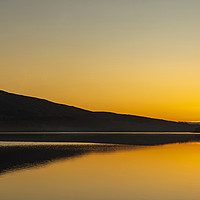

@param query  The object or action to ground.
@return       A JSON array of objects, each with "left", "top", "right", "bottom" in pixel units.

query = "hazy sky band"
[{"left": 1, "top": 0, "right": 200, "bottom": 121}]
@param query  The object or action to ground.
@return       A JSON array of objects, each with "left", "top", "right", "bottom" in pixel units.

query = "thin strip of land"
[{"left": 0, "top": 133, "right": 200, "bottom": 145}]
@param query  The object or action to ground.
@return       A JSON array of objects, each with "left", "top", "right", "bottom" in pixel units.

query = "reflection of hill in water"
[{"left": 0, "top": 143, "right": 136, "bottom": 175}]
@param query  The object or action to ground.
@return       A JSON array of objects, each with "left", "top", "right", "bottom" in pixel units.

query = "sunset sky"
[{"left": 1, "top": 0, "right": 200, "bottom": 122}]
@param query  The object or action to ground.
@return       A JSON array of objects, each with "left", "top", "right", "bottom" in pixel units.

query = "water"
[{"left": 1, "top": 142, "right": 200, "bottom": 200}]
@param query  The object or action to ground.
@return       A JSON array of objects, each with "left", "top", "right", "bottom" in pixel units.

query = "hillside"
[{"left": 0, "top": 90, "right": 195, "bottom": 132}]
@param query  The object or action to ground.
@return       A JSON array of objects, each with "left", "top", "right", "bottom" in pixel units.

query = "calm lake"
[{"left": 1, "top": 141, "right": 200, "bottom": 200}]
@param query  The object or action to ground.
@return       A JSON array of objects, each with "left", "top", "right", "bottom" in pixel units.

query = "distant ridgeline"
[{"left": 0, "top": 90, "right": 196, "bottom": 132}]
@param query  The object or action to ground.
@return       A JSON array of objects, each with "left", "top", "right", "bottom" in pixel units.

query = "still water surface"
[{"left": 1, "top": 142, "right": 200, "bottom": 200}]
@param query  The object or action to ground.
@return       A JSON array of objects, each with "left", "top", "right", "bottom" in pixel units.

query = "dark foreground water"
[{"left": 1, "top": 142, "right": 200, "bottom": 200}]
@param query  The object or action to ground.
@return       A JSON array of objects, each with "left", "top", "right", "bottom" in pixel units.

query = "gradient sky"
[{"left": 1, "top": 0, "right": 200, "bottom": 122}]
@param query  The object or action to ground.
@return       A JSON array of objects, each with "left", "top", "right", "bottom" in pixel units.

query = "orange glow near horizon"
[{"left": 1, "top": 1, "right": 200, "bottom": 122}]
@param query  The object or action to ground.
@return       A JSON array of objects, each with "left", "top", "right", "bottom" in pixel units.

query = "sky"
[{"left": 1, "top": 0, "right": 200, "bottom": 122}]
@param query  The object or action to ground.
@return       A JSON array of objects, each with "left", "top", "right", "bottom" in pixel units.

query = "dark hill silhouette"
[{"left": 0, "top": 90, "right": 194, "bottom": 132}]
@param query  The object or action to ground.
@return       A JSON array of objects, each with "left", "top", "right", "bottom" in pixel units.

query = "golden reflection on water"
[{"left": 1, "top": 143, "right": 200, "bottom": 200}]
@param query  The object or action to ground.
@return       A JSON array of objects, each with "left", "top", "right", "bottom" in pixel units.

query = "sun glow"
[{"left": 1, "top": 1, "right": 200, "bottom": 121}]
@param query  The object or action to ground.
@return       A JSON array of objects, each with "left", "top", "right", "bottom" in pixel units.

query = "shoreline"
[{"left": 0, "top": 133, "right": 200, "bottom": 145}]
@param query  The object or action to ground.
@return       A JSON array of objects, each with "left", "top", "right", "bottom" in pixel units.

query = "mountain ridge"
[{"left": 0, "top": 90, "right": 195, "bottom": 132}]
